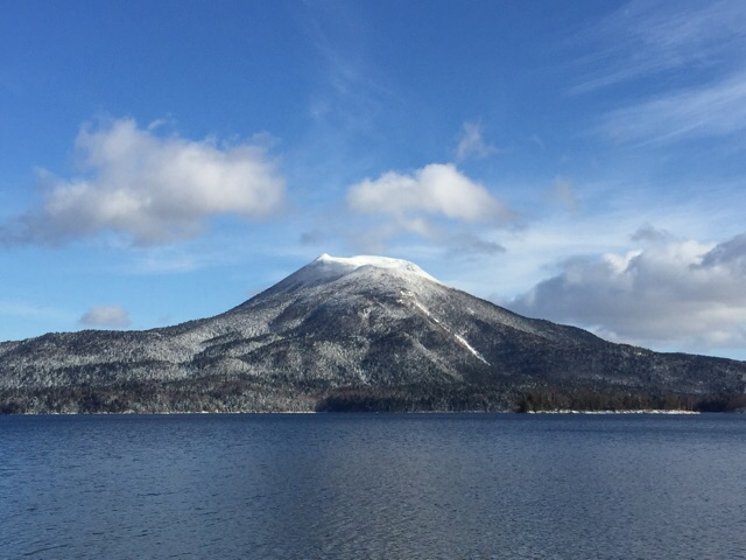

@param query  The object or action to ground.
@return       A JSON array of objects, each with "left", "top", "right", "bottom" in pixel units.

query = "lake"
[{"left": 2, "top": 413, "right": 745, "bottom": 559}]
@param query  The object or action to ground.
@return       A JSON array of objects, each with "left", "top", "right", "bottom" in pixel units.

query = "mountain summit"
[
  {"left": 1, "top": 254, "right": 745, "bottom": 413},
  {"left": 293, "top": 253, "right": 441, "bottom": 285}
]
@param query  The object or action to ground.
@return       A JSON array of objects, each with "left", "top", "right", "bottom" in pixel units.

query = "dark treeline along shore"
[{"left": 2, "top": 255, "right": 745, "bottom": 414}]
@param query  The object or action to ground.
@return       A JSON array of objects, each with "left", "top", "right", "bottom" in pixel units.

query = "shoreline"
[
  {"left": 524, "top": 409, "right": 700, "bottom": 415},
  {"left": 1, "top": 408, "right": 712, "bottom": 416}
]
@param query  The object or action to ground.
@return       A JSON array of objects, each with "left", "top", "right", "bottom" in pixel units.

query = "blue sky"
[{"left": 2, "top": 1, "right": 746, "bottom": 359}]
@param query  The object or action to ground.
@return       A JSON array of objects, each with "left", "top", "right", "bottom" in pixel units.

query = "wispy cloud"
[
  {"left": 598, "top": 73, "right": 746, "bottom": 145},
  {"left": 1, "top": 118, "right": 285, "bottom": 246},
  {"left": 454, "top": 121, "right": 499, "bottom": 162},
  {"left": 631, "top": 224, "right": 674, "bottom": 243},
  {"left": 572, "top": 0, "right": 746, "bottom": 94},
  {"left": 79, "top": 305, "right": 131, "bottom": 328},
  {"left": 300, "top": 2, "right": 393, "bottom": 134},
  {"left": 571, "top": 1, "right": 746, "bottom": 147},
  {"left": 547, "top": 177, "right": 579, "bottom": 211},
  {"left": 0, "top": 301, "right": 73, "bottom": 322},
  {"left": 444, "top": 233, "right": 505, "bottom": 259}
]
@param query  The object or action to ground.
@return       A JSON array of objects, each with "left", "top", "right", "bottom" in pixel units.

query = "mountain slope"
[{"left": 1, "top": 254, "right": 745, "bottom": 413}]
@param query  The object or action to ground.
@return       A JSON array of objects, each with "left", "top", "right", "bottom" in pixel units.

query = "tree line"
[{"left": 2, "top": 378, "right": 745, "bottom": 414}]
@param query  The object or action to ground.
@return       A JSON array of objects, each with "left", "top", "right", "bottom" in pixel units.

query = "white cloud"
[
  {"left": 79, "top": 305, "right": 131, "bottom": 328},
  {"left": 509, "top": 232, "right": 746, "bottom": 352},
  {"left": 347, "top": 163, "right": 509, "bottom": 224},
  {"left": 2, "top": 118, "right": 285, "bottom": 245},
  {"left": 343, "top": 163, "right": 513, "bottom": 252},
  {"left": 455, "top": 121, "right": 499, "bottom": 161}
]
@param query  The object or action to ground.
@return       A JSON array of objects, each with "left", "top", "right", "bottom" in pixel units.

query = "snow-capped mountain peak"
[
  {"left": 313, "top": 253, "right": 441, "bottom": 283},
  {"left": 271, "top": 253, "right": 443, "bottom": 292}
]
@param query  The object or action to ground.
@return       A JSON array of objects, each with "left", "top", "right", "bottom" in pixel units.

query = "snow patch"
[
  {"left": 411, "top": 297, "right": 490, "bottom": 366},
  {"left": 454, "top": 333, "right": 491, "bottom": 366},
  {"left": 413, "top": 300, "right": 438, "bottom": 322}
]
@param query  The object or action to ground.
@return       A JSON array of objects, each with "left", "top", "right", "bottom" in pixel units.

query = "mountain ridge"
[{"left": 1, "top": 254, "right": 745, "bottom": 413}]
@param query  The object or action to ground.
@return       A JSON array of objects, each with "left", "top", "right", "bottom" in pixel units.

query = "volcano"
[{"left": 1, "top": 254, "right": 745, "bottom": 413}]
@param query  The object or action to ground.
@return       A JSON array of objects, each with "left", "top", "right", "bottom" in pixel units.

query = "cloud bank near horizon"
[{"left": 509, "top": 230, "right": 746, "bottom": 352}]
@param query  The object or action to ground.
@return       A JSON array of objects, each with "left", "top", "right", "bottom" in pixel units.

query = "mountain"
[{"left": 2, "top": 254, "right": 745, "bottom": 413}]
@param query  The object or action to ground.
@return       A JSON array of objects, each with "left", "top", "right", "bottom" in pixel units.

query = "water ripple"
[{"left": 1, "top": 414, "right": 745, "bottom": 559}]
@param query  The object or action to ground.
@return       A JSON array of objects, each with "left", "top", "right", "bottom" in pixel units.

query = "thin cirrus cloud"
[
  {"left": 79, "top": 305, "right": 131, "bottom": 328},
  {"left": 570, "top": 1, "right": 746, "bottom": 147},
  {"left": 509, "top": 230, "right": 746, "bottom": 351},
  {"left": 571, "top": 0, "right": 746, "bottom": 94},
  {"left": 599, "top": 74, "right": 746, "bottom": 145},
  {"left": 1, "top": 118, "right": 285, "bottom": 246},
  {"left": 347, "top": 163, "right": 510, "bottom": 226}
]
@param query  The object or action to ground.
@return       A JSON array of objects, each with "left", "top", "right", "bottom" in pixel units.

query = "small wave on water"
[{"left": 2, "top": 413, "right": 746, "bottom": 559}]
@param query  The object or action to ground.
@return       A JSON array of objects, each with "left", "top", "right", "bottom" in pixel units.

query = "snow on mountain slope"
[
  {"left": 180, "top": 253, "right": 586, "bottom": 360},
  {"left": 0, "top": 252, "right": 606, "bottom": 391},
  {"left": 2, "top": 253, "right": 745, "bottom": 406}
]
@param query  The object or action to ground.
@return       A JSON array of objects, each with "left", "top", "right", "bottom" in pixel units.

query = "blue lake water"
[{"left": 2, "top": 413, "right": 746, "bottom": 559}]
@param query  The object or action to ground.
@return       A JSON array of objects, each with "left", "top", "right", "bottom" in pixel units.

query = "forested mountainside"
[{"left": 2, "top": 254, "right": 745, "bottom": 413}]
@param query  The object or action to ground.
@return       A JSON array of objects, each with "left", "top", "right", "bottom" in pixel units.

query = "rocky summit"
[{"left": 2, "top": 254, "right": 745, "bottom": 413}]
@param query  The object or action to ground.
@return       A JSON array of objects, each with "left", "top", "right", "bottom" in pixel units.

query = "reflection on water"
[{"left": 2, "top": 413, "right": 746, "bottom": 559}]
